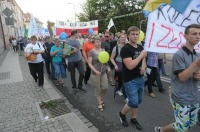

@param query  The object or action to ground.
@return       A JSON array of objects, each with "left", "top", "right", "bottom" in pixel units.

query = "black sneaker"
[
  {"left": 130, "top": 118, "right": 143, "bottom": 130},
  {"left": 78, "top": 88, "right": 87, "bottom": 93},
  {"left": 118, "top": 112, "right": 128, "bottom": 127},
  {"left": 159, "top": 88, "right": 166, "bottom": 93},
  {"left": 52, "top": 77, "right": 57, "bottom": 80},
  {"left": 84, "top": 80, "right": 88, "bottom": 84},
  {"left": 155, "top": 127, "right": 161, "bottom": 132},
  {"left": 152, "top": 83, "right": 158, "bottom": 87}
]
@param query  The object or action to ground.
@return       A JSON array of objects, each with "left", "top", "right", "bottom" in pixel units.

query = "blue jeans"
[
  {"left": 123, "top": 77, "right": 144, "bottom": 108},
  {"left": 158, "top": 59, "right": 166, "bottom": 75},
  {"left": 53, "top": 62, "right": 67, "bottom": 80}
]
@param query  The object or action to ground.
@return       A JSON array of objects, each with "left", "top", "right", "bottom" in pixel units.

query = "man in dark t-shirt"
[
  {"left": 118, "top": 26, "right": 147, "bottom": 130},
  {"left": 44, "top": 36, "right": 55, "bottom": 79}
]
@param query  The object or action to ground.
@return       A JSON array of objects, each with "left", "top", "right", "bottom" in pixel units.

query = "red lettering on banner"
[
  {"left": 148, "top": 22, "right": 155, "bottom": 48},
  {"left": 177, "top": 32, "right": 184, "bottom": 49},
  {"left": 156, "top": 24, "right": 170, "bottom": 48},
  {"left": 168, "top": 29, "right": 178, "bottom": 49}
]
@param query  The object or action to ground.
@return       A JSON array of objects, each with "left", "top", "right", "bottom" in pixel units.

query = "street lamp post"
[{"left": 68, "top": 3, "right": 76, "bottom": 22}]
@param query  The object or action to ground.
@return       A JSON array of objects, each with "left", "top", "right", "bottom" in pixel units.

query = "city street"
[
  {"left": 0, "top": 0, "right": 200, "bottom": 131},
  {"left": 0, "top": 50, "right": 199, "bottom": 132},
  {"left": 57, "top": 56, "right": 200, "bottom": 132}
]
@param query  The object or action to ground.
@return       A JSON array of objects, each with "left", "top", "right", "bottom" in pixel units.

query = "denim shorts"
[
  {"left": 123, "top": 77, "right": 144, "bottom": 108},
  {"left": 53, "top": 62, "right": 67, "bottom": 80},
  {"left": 170, "top": 98, "right": 199, "bottom": 131}
]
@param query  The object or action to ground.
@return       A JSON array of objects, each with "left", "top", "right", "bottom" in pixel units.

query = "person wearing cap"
[{"left": 44, "top": 36, "right": 55, "bottom": 79}]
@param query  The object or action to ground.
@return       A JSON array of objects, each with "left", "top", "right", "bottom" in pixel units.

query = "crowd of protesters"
[{"left": 22, "top": 24, "right": 200, "bottom": 132}]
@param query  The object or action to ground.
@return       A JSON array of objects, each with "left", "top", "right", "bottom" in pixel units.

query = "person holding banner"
[
  {"left": 118, "top": 26, "right": 147, "bottom": 130},
  {"left": 88, "top": 36, "right": 108, "bottom": 111},
  {"left": 155, "top": 24, "right": 200, "bottom": 132},
  {"left": 66, "top": 29, "right": 86, "bottom": 94}
]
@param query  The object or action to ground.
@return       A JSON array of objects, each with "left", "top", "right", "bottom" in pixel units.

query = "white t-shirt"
[
  {"left": 12, "top": 40, "right": 17, "bottom": 46},
  {"left": 24, "top": 42, "right": 44, "bottom": 63}
]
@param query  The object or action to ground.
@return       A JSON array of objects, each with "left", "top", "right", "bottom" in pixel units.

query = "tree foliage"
[{"left": 78, "top": 0, "right": 147, "bottom": 33}]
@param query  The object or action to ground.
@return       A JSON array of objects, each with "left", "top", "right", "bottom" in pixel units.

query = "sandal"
[
  {"left": 61, "top": 83, "right": 65, "bottom": 87},
  {"left": 56, "top": 81, "right": 59, "bottom": 86},
  {"left": 110, "top": 82, "right": 115, "bottom": 86},
  {"left": 101, "top": 102, "right": 105, "bottom": 107},
  {"left": 98, "top": 104, "right": 104, "bottom": 112}
]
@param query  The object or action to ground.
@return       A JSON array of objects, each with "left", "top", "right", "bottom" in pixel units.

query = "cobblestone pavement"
[{"left": 0, "top": 51, "right": 98, "bottom": 132}]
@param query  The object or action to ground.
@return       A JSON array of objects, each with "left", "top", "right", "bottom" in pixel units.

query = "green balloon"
[{"left": 98, "top": 51, "right": 110, "bottom": 64}]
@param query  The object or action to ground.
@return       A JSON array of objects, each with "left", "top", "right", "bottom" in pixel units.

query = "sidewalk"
[{"left": 0, "top": 50, "right": 98, "bottom": 132}]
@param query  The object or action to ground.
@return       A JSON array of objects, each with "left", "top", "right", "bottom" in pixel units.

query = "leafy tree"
[{"left": 78, "top": 0, "right": 147, "bottom": 33}]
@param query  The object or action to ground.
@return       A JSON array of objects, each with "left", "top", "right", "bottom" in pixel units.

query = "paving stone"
[
  {"left": 0, "top": 51, "right": 98, "bottom": 132},
  {"left": 48, "top": 127, "right": 57, "bottom": 132},
  {"left": 41, "top": 125, "right": 48, "bottom": 129},
  {"left": 53, "top": 120, "right": 63, "bottom": 131},
  {"left": 90, "top": 126, "right": 99, "bottom": 132},
  {"left": 40, "top": 128, "right": 49, "bottom": 132},
  {"left": 33, "top": 127, "right": 41, "bottom": 131},
  {"left": 85, "top": 122, "right": 93, "bottom": 128},
  {"left": 27, "top": 130, "right": 34, "bottom": 132},
  {"left": 80, "top": 118, "right": 89, "bottom": 123}
]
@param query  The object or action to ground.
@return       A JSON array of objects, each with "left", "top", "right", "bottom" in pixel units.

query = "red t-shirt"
[{"left": 82, "top": 41, "right": 94, "bottom": 58}]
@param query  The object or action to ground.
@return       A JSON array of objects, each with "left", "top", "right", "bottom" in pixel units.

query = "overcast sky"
[{"left": 15, "top": 0, "right": 85, "bottom": 26}]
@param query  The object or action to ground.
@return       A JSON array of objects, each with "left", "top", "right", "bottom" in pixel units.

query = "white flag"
[
  {"left": 28, "top": 14, "right": 39, "bottom": 38},
  {"left": 107, "top": 18, "right": 114, "bottom": 30}
]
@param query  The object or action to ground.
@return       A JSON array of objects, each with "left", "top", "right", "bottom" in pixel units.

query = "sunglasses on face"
[{"left": 105, "top": 36, "right": 109, "bottom": 38}]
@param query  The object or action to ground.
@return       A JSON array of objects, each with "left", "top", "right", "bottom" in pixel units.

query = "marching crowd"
[{"left": 14, "top": 24, "right": 200, "bottom": 132}]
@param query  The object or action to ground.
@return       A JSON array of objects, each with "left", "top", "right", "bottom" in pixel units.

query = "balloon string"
[
  {"left": 101, "top": 64, "right": 103, "bottom": 73},
  {"left": 100, "top": 64, "right": 103, "bottom": 82}
]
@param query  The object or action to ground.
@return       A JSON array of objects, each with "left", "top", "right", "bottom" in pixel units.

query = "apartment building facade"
[{"left": 0, "top": 0, "right": 24, "bottom": 53}]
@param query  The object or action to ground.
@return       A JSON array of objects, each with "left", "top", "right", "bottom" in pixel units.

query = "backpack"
[{"left": 114, "top": 45, "right": 119, "bottom": 61}]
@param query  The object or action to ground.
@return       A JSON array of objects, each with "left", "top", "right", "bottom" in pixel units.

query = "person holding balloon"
[{"left": 88, "top": 36, "right": 109, "bottom": 112}]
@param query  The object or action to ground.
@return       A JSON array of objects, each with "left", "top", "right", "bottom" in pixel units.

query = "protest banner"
[
  {"left": 28, "top": 14, "right": 39, "bottom": 38},
  {"left": 56, "top": 20, "right": 98, "bottom": 36},
  {"left": 144, "top": 0, "right": 200, "bottom": 53}
]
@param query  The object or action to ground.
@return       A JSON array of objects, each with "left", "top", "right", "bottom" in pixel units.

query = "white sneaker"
[
  {"left": 116, "top": 91, "right": 123, "bottom": 96},
  {"left": 124, "top": 98, "right": 129, "bottom": 104}
]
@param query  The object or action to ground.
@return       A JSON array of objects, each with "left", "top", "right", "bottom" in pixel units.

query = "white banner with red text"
[
  {"left": 144, "top": 0, "right": 200, "bottom": 53},
  {"left": 56, "top": 20, "right": 98, "bottom": 36}
]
